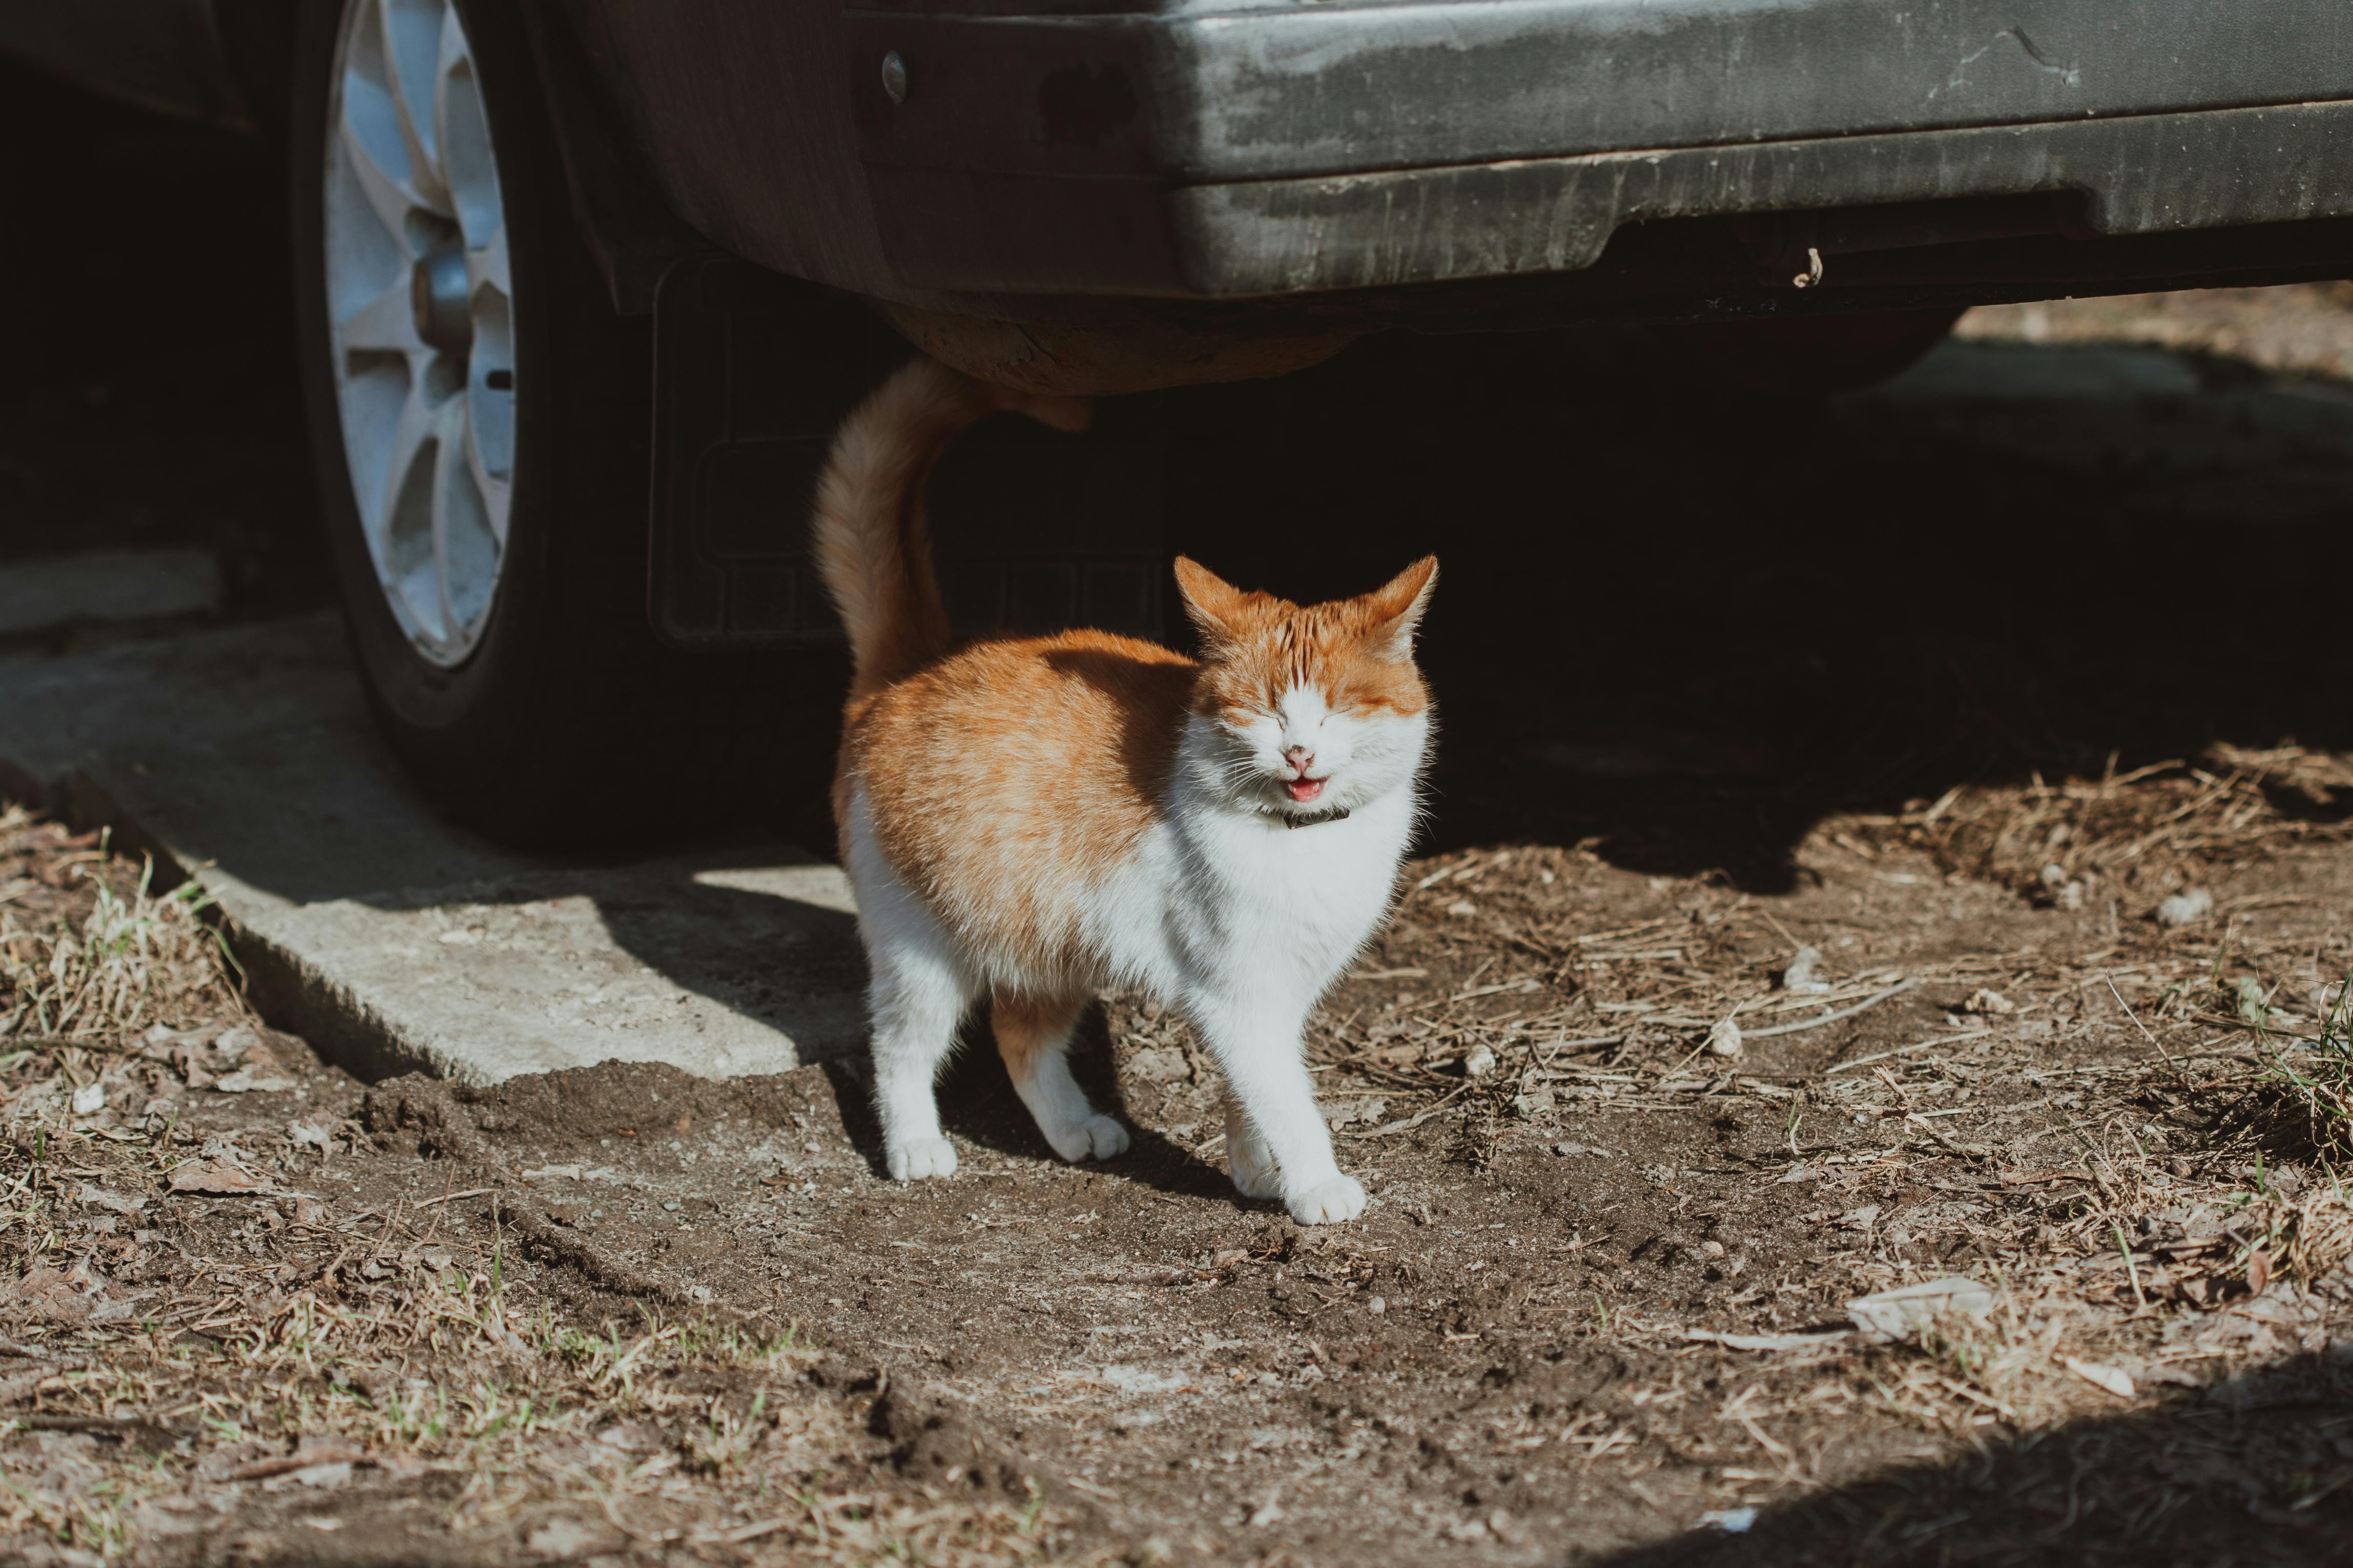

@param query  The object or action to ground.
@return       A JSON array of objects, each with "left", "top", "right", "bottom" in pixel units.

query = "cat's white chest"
[{"left": 1177, "top": 796, "right": 1411, "bottom": 990}]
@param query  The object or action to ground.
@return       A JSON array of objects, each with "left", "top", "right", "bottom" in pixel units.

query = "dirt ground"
[
  {"left": 8, "top": 208, "right": 2353, "bottom": 1563},
  {"left": 7, "top": 727, "right": 2353, "bottom": 1566}
]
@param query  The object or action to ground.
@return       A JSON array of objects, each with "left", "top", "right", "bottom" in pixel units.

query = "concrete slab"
[
  {"left": 0, "top": 613, "right": 868, "bottom": 1082},
  {"left": 0, "top": 548, "right": 223, "bottom": 635},
  {"left": 1874, "top": 340, "right": 2206, "bottom": 402}
]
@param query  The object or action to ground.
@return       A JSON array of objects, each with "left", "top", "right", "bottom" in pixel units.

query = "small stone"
[
  {"left": 1782, "top": 946, "right": 1831, "bottom": 995},
  {"left": 215, "top": 1041, "right": 295, "bottom": 1093},
  {"left": 1129, "top": 1047, "right": 1190, "bottom": 1084},
  {"left": 70, "top": 1083, "right": 106, "bottom": 1115},
  {"left": 526, "top": 1519, "right": 604, "bottom": 1560},
  {"left": 4, "top": 1266, "right": 91, "bottom": 1325},
  {"left": 1963, "top": 988, "right": 2016, "bottom": 1015},
  {"left": 262, "top": 1461, "right": 352, "bottom": 1492},
  {"left": 77, "top": 1184, "right": 146, "bottom": 1216},
  {"left": 1462, "top": 1044, "right": 1497, "bottom": 1078},
  {"left": 2061, "top": 1356, "right": 2135, "bottom": 1399},
  {"left": 1846, "top": 1275, "right": 1995, "bottom": 1341},
  {"left": 594, "top": 1421, "right": 663, "bottom": 1452},
  {"left": 2039, "top": 863, "right": 2087, "bottom": 907},
  {"left": 1367, "top": 1296, "right": 1386, "bottom": 1314},
  {"left": 1705, "top": 1018, "right": 1744, "bottom": 1058},
  {"left": 169, "top": 1160, "right": 267, "bottom": 1196},
  {"left": 2155, "top": 888, "right": 2214, "bottom": 927},
  {"left": 214, "top": 1067, "right": 297, "bottom": 1094}
]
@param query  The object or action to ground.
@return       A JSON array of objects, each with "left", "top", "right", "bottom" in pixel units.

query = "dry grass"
[
  {"left": 1, "top": 804, "right": 1088, "bottom": 1566},
  {"left": 0, "top": 805, "right": 241, "bottom": 1048},
  {"left": 1853, "top": 744, "right": 2353, "bottom": 907},
  {"left": 1157, "top": 753, "right": 2353, "bottom": 1475},
  {"left": 8, "top": 745, "right": 2352, "bottom": 1560},
  {"left": 1, "top": 1253, "right": 1070, "bottom": 1565}
]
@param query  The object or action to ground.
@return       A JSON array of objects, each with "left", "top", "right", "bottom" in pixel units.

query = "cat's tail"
[{"left": 812, "top": 356, "right": 1092, "bottom": 705}]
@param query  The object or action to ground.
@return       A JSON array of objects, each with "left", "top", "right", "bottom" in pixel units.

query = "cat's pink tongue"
[{"left": 1286, "top": 778, "right": 1324, "bottom": 803}]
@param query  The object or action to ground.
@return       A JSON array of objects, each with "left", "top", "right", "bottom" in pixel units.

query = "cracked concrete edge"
[
  {"left": 53, "top": 765, "right": 450, "bottom": 1083},
  {"left": 34, "top": 760, "right": 873, "bottom": 1086}
]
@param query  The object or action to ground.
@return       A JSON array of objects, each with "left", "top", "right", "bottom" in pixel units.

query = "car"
[{"left": 8, "top": 0, "right": 2351, "bottom": 843}]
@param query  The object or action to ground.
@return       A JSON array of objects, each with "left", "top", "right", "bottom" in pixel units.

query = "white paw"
[
  {"left": 1229, "top": 1137, "right": 1284, "bottom": 1202},
  {"left": 886, "top": 1136, "right": 958, "bottom": 1181},
  {"left": 1045, "top": 1114, "right": 1131, "bottom": 1163},
  {"left": 1287, "top": 1175, "right": 1367, "bottom": 1226}
]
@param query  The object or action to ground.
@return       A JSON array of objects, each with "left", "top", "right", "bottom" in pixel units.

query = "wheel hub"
[
  {"left": 409, "top": 243, "right": 473, "bottom": 358},
  {"left": 322, "top": 0, "right": 516, "bottom": 668}
]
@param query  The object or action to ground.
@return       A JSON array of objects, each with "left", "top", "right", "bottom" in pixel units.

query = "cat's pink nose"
[{"left": 1284, "top": 745, "right": 1314, "bottom": 773}]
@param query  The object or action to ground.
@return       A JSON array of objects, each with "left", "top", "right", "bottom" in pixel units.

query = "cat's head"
[{"left": 1175, "top": 555, "right": 1438, "bottom": 821}]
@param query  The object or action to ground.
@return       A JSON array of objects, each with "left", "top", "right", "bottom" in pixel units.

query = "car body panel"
[
  {"left": 0, "top": 0, "right": 251, "bottom": 127},
  {"left": 847, "top": 0, "right": 2353, "bottom": 183}
]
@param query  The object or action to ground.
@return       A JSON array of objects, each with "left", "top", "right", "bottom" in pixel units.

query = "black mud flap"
[{"left": 648, "top": 257, "right": 1165, "bottom": 651}]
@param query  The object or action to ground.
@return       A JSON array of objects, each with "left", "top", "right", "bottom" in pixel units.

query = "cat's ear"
[
  {"left": 1173, "top": 556, "right": 1250, "bottom": 646},
  {"left": 1359, "top": 556, "right": 1438, "bottom": 659}
]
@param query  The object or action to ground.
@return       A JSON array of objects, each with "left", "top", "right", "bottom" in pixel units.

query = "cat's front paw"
[
  {"left": 886, "top": 1136, "right": 958, "bottom": 1181},
  {"left": 1228, "top": 1135, "right": 1284, "bottom": 1202},
  {"left": 1287, "top": 1175, "right": 1367, "bottom": 1226},
  {"left": 1046, "top": 1114, "right": 1131, "bottom": 1163}
]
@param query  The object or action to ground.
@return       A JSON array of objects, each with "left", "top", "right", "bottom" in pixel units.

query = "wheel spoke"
[
  {"left": 337, "top": 277, "right": 425, "bottom": 356},
  {"left": 334, "top": 356, "right": 411, "bottom": 529},
  {"left": 466, "top": 277, "right": 513, "bottom": 522},
  {"left": 432, "top": 398, "right": 500, "bottom": 640},
  {"left": 339, "top": 112, "right": 431, "bottom": 254},
  {"left": 437, "top": 9, "right": 503, "bottom": 249},
  {"left": 371, "top": 379, "right": 438, "bottom": 543},
  {"left": 466, "top": 395, "right": 513, "bottom": 546},
  {"left": 377, "top": 0, "right": 450, "bottom": 213},
  {"left": 466, "top": 225, "right": 510, "bottom": 299},
  {"left": 377, "top": 385, "right": 447, "bottom": 645}
]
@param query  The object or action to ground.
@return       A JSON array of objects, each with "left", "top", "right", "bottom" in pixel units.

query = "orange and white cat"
[{"left": 812, "top": 357, "right": 1436, "bottom": 1225}]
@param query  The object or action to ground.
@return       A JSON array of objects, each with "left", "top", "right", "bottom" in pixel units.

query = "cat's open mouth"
[{"left": 1285, "top": 777, "right": 1326, "bottom": 804}]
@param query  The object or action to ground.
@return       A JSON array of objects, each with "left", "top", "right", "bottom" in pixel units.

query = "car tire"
[{"left": 288, "top": 0, "right": 834, "bottom": 848}]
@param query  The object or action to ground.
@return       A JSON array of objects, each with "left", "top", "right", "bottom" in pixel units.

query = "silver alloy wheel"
[{"left": 323, "top": 0, "right": 514, "bottom": 667}]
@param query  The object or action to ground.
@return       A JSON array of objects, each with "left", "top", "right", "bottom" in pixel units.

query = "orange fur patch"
[
  {"left": 1177, "top": 556, "right": 1436, "bottom": 723},
  {"left": 838, "top": 629, "right": 1198, "bottom": 977},
  {"left": 813, "top": 360, "right": 1090, "bottom": 704},
  {"left": 991, "top": 991, "right": 1087, "bottom": 1086}
]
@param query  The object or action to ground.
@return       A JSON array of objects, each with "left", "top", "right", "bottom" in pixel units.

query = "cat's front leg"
[
  {"left": 1198, "top": 1004, "right": 1366, "bottom": 1225},
  {"left": 1223, "top": 1092, "right": 1283, "bottom": 1200}
]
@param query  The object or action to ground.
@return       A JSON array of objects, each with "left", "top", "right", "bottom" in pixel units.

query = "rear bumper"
[
  {"left": 848, "top": 0, "right": 2353, "bottom": 299},
  {"left": 869, "top": 98, "right": 2353, "bottom": 298}
]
